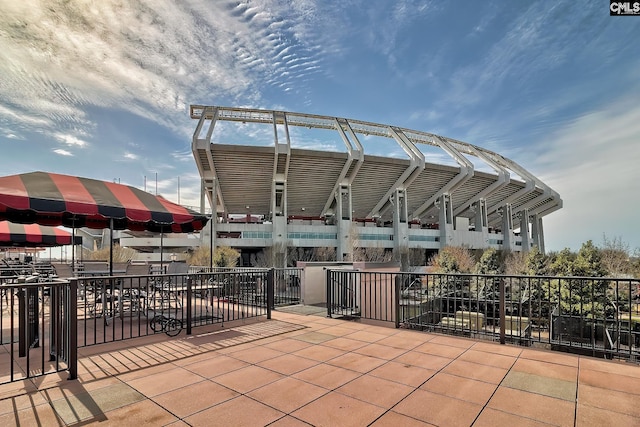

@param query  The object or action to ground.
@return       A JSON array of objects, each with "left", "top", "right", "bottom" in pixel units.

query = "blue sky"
[{"left": 0, "top": 1, "right": 639, "bottom": 253}]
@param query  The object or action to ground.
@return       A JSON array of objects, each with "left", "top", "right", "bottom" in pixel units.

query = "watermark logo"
[{"left": 610, "top": 1, "right": 640, "bottom": 15}]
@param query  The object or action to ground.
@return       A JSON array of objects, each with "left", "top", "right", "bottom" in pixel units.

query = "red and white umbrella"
[
  {"left": 0, "top": 220, "right": 81, "bottom": 247},
  {"left": 0, "top": 171, "right": 207, "bottom": 232},
  {"left": 0, "top": 171, "right": 209, "bottom": 273}
]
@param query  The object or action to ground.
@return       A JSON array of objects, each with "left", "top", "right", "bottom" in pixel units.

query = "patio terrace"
[{"left": 1, "top": 307, "right": 639, "bottom": 426}]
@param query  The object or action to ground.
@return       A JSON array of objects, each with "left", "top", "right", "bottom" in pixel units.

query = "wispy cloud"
[
  {"left": 123, "top": 153, "right": 138, "bottom": 160},
  {"left": 53, "top": 148, "right": 73, "bottom": 156},
  {"left": 0, "top": 0, "right": 341, "bottom": 149},
  {"left": 535, "top": 94, "right": 640, "bottom": 251},
  {"left": 55, "top": 133, "right": 87, "bottom": 147}
]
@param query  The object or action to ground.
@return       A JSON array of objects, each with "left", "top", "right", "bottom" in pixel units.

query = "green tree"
[
  {"left": 186, "top": 246, "right": 211, "bottom": 266},
  {"left": 429, "top": 246, "right": 475, "bottom": 273},
  {"left": 475, "top": 248, "right": 502, "bottom": 275},
  {"left": 600, "top": 234, "right": 631, "bottom": 277},
  {"left": 526, "top": 246, "right": 549, "bottom": 276},
  {"left": 547, "top": 241, "right": 608, "bottom": 316},
  {"left": 213, "top": 246, "right": 240, "bottom": 267}
]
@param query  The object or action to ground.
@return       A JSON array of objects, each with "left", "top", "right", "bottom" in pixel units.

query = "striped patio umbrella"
[
  {"left": 0, "top": 220, "right": 81, "bottom": 247},
  {"left": 0, "top": 171, "right": 208, "bottom": 232}
]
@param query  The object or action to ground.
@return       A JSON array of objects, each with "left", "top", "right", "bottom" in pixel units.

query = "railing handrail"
[{"left": 325, "top": 269, "right": 640, "bottom": 363}]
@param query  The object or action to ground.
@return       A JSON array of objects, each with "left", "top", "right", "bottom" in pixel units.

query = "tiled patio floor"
[{"left": 1, "top": 308, "right": 640, "bottom": 426}]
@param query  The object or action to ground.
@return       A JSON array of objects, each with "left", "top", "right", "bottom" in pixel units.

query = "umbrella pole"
[
  {"left": 71, "top": 225, "right": 75, "bottom": 274},
  {"left": 109, "top": 219, "right": 114, "bottom": 276},
  {"left": 160, "top": 230, "right": 164, "bottom": 274}
]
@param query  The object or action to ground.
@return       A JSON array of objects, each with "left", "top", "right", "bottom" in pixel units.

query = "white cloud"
[
  {"left": 535, "top": 95, "right": 640, "bottom": 251},
  {"left": 55, "top": 133, "right": 87, "bottom": 147},
  {"left": 0, "top": 0, "right": 341, "bottom": 143},
  {"left": 53, "top": 148, "right": 73, "bottom": 156},
  {"left": 124, "top": 153, "right": 138, "bottom": 160}
]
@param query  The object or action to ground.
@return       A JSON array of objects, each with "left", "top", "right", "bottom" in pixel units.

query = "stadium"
[{"left": 190, "top": 105, "right": 562, "bottom": 266}]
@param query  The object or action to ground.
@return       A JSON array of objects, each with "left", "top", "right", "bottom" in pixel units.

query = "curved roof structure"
[{"left": 191, "top": 105, "right": 561, "bottom": 230}]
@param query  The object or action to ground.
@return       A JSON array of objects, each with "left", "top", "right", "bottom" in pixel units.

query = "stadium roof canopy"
[{"left": 191, "top": 105, "right": 561, "bottom": 228}]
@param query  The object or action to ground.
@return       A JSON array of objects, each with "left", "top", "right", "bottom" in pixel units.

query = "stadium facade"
[{"left": 191, "top": 105, "right": 562, "bottom": 265}]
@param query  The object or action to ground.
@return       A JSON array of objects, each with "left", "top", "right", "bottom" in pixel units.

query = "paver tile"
[
  {"left": 519, "top": 348, "right": 579, "bottom": 367},
  {"left": 393, "top": 351, "right": 452, "bottom": 371},
  {"left": 502, "top": 371, "right": 576, "bottom": 401},
  {"left": 576, "top": 403, "right": 640, "bottom": 427},
  {"left": 443, "top": 359, "right": 508, "bottom": 384},
  {"left": 257, "top": 353, "right": 320, "bottom": 375},
  {"left": 353, "top": 342, "right": 407, "bottom": 360},
  {"left": 421, "top": 372, "right": 498, "bottom": 405},
  {"left": 292, "top": 363, "right": 361, "bottom": 390},
  {"left": 151, "top": 379, "right": 240, "bottom": 418},
  {"left": 369, "top": 361, "right": 436, "bottom": 387},
  {"left": 375, "top": 334, "right": 423, "bottom": 350},
  {"left": 512, "top": 357, "right": 578, "bottom": 382},
  {"left": 211, "top": 365, "right": 284, "bottom": 394},
  {"left": 291, "top": 391, "right": 386, "bottom": 427},
  {"left": 488, "top": 386, "right": 575, "bottom": 426},
  {"left": 578, "top": 384, "right": 640, "bottom": 418},
  {"left": 393, "top": 389, "right": 483, "bottom": 427},
  {"left": 181, "top": 354, "right": 250, "bottom": 378},
  {"left": 579, "top": 367, "right": 640, "bottom": 395},
  {"left": 262, "top": 338, "right": 313, "bottom": 353},
  {"left": 50, "top": 382, "right": 146, "bottom": 425},
  {"left": 321, "top": 336, "right": 368, "bottom": 351},
  {"left": 369, "top": 410, "right": 436, "bottom": 426},
  {"left": 224, "top": 345, "right": 285, "bottom": 364},
  {"left": 125, "top": 367, "right": 204, "bottom": 397},
  {"left": 457, "top": 349, "right": 516, "bottom": 369},
  {"left": 292, "top": 344, "right": 344, "bottom": 362},
  {"left": 0, "top": 401, "right": 64, "bottom": 426},
  {"left": 247, "top": 377, "right": 327, "bottom": 413},
  {"left": 336, "top": 374, "right": 414, "bottom": 408},
  {"left": 474, "top": 408, "right": 558, "bottom": 427},
  {"left": 412, "top": 341, "right": 468, "bottom": 358},
  {"left": 326, "top": 352, "right": 386, "bottom": 373},
  {"left": 185, "top": 395, "right": 285, "bottom": 427}
]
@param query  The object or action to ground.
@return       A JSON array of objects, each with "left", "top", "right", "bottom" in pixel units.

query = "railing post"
[
  {"left": 499, "top": 277, "right": 506, "bottom": 345},
  {"left": 68, "top": 279, "right": 78, "bottom": 380},
  {"left": 186, "top": 277, "right": 192, "bottom": 335},
  {"left": 326, "top": 268, "right": 332, "bottom": 318},
  {"left": 266, "top": 268, "right": 274, "bottom": 319},
  {"left": 18, "top": 286, "right": 26, "bottom": 358},
  {"left": 394, "top": 275, "right": 401, "bottom": 328}
]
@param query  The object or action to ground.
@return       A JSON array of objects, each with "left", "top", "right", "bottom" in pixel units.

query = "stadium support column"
[
  {"left": 336, "top": 185, "right": 353, "bottom": 261},
  {"left": 271, "top": 111, "right": 290, "bottom": 268},
  {"left": 519, "top": 208, "right": 531, "bottom": 252},
  {"left": 474, "top": 198, "right": 489, "bottom": 248},
  {"left": 500, "top": 204, "right": 515, "bottom": 252},
  {"left": 392, "top": 189, "right": 409, "bottom": 270},
  {"left": 199, "top": 179, "right": 216, "bottom": 251},
  {"left": 474, "top": 199, "right": 488, "bottom": 231},
  {"left": 437, "top": 193, "right": 453, "bottom": 249},
  {"left": 531, "top": 214, "right": 545, "bottom": 254}
]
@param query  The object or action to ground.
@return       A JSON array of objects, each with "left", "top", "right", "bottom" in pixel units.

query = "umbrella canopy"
[
  {"left": 0, "top": 220, "right": 81, "bottom": 247},
  {"left": 0, "top": 171, "right": 208, "bottom": 232}
]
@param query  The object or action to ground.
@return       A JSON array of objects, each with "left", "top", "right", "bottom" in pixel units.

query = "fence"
[
  {"left": 75, "top": 269, "right": 293, "bottom": 347},
  {"left": 326, "top": 270, "right": 640, "bottom": 362},
  {"left": 0, "top": 268, "right": 294, "bottom": 385},
  {"left": 189, "top": 267, "right": 302, "bottom": 308},
  {"left": 0, "top": 277, "right": 75, "bottom": 384}
]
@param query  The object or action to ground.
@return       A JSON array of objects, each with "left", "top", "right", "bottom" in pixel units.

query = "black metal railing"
[
  {"left": 75, "top": 270, "right": 284, "bottom": 347},
  {"left": 189, "top": 267, "right": 302, "bottom": 308},
  {"left": 0, "top": 277, "right": 76, "bottom": 385},
  {"left": 326, "top": 270, "right": 640, "bottom": 362},
  {"left": 0, "top": 268, "right": 286, "bottom": 384}
]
